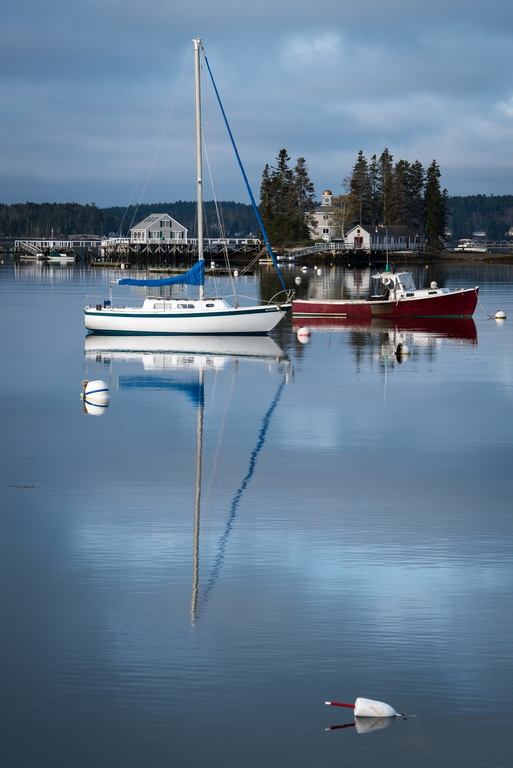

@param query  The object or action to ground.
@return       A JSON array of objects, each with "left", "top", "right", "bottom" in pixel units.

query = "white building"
[
  {"left": 345, "top": 224, "right": 418, "bottom": 252},
  {"left": 130, "top": 213, "right": 187, "bottom": 243},
  {"left": 311, "top": 190, "right": 338, "bottom": 241}
]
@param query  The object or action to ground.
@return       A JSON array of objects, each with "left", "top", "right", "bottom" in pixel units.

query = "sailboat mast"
[
  {"left": 191, "top": 366, "right": 204, "bottom": 624},
  {"left": 193, "top": 38, "right": 205, "bottom": 301}
]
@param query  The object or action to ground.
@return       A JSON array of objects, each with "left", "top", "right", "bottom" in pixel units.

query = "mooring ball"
[
  {"left": 396, "top": 343, "right": 410, "bottom": 356},
  {"left": 234, "top": 270, "right": 239, "bottom": 277},
  {"left": 430, "top": 281, "right": 438, "bottom": 289},
  {"left": 295, "top": 276, "right": 302, "bottom": 285},
  {"left": 495, "top": 310, "right": 506, "bottom": 320},
  {"left": 85, "top": 380, "right": 110, "bottom": 405},
  {"left": 210, "top": 261, "right": 216, "bottom": 268},
  {"left": 317, "top": 269, "right": 322, "bottom": 276}
]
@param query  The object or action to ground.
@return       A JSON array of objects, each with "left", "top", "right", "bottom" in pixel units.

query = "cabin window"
[
  {"left": 206, "top": 303, "right": 214, "bottom": 307},
  {"left": 177, "top": 303, "right": 188, "bottom": 309}
]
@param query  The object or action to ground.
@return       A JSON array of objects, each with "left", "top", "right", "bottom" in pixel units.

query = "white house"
[
  {"left": 130, "top": 213, "right": 187, "bottom": 243},
  {"left": 311, "top": 190, "right": 338, "bottom": 241},
  {"left": 345, "top": 224, "right": 418, "bottom": 252}
]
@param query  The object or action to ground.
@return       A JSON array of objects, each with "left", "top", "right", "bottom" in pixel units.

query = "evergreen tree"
[
  {"left": 424, "top": 160, "right": 449, "bottom": 251},
  {"left": 405, "top": 160, "right": 425, "bottom": 233},
  {"left": 377, "top": 148, "right": 394, "bottom": 224},
  {"left": 259, "top": 149, "right": 315, "bottom": 246},
  {"left": 389, "top": 159, "right": 410, "bottom": 226},
  {"left": 349, "top": 150, "right": 372, "bottom": 224}
]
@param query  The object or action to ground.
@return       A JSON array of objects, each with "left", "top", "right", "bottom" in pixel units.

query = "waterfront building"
[
  {"left": 130, "top": 213, "right": 187, "bottom": 243},
  {"left": 344, "top": 224, "right": 418, "bottom": 252},
  {"left": 310, "top": 190, "right": 338, "bottom": 241}
]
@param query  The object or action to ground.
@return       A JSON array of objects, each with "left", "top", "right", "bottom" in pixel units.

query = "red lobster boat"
[{"left": 292, "top": 270, "right": 478, "bottom": 319}]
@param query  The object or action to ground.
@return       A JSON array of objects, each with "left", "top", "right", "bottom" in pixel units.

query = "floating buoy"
[
  {"left": 317, "top": 268, "right": 322, "bottom": 276},
  {"left": 210, "top": 261, "right": 216, "bottom": 269},
  {"left": 295, "top": 276, "right": 302, "bottom": 285},
  {"left": 395, "top": 342, "right": 410, "bottom": 357},
  {"left": 234, "top": 270, "right": 239, "bottom": 277},
  {"left": 297, "top": 327, "right": 311, "bottom": 344},
  {"left": 82, "top": 379, "right": 110, "bottom": 407},
  {"left": 430, "top": 281, "right": 438, "bottom": 289},
  {"left": 301, "top": 266, "right": 308, "bottom": 272},
  {"left": 495, "top": 310, "right": 506, "bottom": 320},
  {"left": 120, "top": 263, "right": 125, "bottom": 269},
  {"left": 326, "top": 697, "right": 400, "bottom": 718}
]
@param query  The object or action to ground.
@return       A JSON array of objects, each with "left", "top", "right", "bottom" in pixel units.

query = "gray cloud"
[{"left": 1, "top": 1, "right": 512, "bottom": 204}]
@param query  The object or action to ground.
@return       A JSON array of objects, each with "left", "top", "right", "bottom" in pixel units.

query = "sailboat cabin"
[{"left": 130, "top": 213, "right": 188, "bottom": 243}]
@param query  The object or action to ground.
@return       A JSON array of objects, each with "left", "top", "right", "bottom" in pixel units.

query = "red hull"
[{"left": 292, "top": 287, "right": 478, "bottom": 319}]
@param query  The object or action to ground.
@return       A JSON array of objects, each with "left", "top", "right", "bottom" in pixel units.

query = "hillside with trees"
[
  {"left": 448, "top": 195, "right": 513, "bottom": 240},
  {"left": 0, "top": 201, "right": 258, "bottom": 239}
]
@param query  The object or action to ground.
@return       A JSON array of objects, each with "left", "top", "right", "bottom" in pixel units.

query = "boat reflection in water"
[
  {"left": 294, "top": 316, "right": 477, "bottom": 366},
  {"left": 84, "top": 334, "right": 289, "bottom": 624},
  {"left": 327, "top": 716, "right": 396, "bottom": 735}
]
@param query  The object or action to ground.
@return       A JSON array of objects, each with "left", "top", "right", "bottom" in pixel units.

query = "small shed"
[
  {"left": 130, "top": 213, "right": 187, "bottom": 243},
  {"left": 345, "top": 224, "right": 418, "bottom": 252}
]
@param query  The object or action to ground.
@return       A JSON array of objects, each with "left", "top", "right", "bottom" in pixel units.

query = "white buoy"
[
  {"left": 495, "top": 310, "right": 506, "bottom": 320},
  {"left": 317, "top": 268, "right": 322, "bottom": 276},
  {"left": 210, "top": 261, "right": 216, "bottom": 269},
  {"left": 120, "top": 263, "right": 125, "bottom": 269},
  {"left": 430, "top": 281, "right": 438, "bottom": 289},
  {"left": 326, "top": 697, "right": 400, "bottom": 718},
  {"left": 83, "top": 380, "right": 110, "bottom": 406},
  {"left": 395, "top": 343, "right": 410, "bottom": 357},
  {"left": 297, "top": 327, "right": 311, "bottom": 344},
  {"left": 301, "top": 266, "right": 308, "bottom": 272},
  {"left": 234, "top": 270, "right": 239, "bottom": 277},
  {"left": 295, "top": 276, "right": 302, "bottom": 285}
]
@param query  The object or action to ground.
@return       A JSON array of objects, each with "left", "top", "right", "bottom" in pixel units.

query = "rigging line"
[
  {"left": 201, "top": 359, "right": 239, "bottom": 570},
  {"left": 199, "top": 68, "right": 237, "bottom": 301},
  {"left": 119, "top": 46, "right": 191, "bottom": 234},
  {"left": 201, "top": 45, "right": 288, "bottom": 293},
  {"left": 201, "top": 374, "right": 287, "bottom": 607},
  {"left": 202, "top": 139, "right": 238, "bottom": 303}
]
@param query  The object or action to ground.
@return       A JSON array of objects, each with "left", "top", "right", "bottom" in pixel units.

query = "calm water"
[{"left": 1, "top": 258, "right": 512, "bottom": 768}]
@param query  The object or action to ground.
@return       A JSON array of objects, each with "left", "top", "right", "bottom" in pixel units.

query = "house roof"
[
  {"left": 347, "top": 224, "right": 417, "bottom": 237},
  {"left": 131, "top": 213, "right": 185, "bottom": 231}
]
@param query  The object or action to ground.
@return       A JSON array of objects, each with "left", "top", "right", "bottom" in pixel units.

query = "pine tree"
[
  {"left": 424, "top": 160, "right": 449, "bottom": 251},
  {"left": 377, "top": 148, "right": 394, "bottom": 224},
  {"left": 349, "top": 150, "right": 372, "bottom": 224},
  {"left": 259, "top": 150, "right": 315, "bottom": 245},
  {"left": 405, "top": 160, "right": 425, "bottom": 233}
]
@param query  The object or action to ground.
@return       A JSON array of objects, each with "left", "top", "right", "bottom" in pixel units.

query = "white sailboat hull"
[{"left": 84, "top": 302, "right": 291, "bottom": 335}]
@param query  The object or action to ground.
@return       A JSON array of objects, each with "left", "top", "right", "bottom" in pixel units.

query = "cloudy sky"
[{"left": 2, "top": 0, "right": 512, "bottom": 206}]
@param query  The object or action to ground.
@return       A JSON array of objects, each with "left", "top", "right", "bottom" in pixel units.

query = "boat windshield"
[{"left": 398, "top": 273, "right": 416, "bottom": 291}]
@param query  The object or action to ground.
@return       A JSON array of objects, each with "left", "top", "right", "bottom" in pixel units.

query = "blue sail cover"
[{"left": 117, "top": 259, "right": 205, "bottom": 287}]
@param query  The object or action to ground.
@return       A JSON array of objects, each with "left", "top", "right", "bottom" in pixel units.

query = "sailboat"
[{"left": 84, "top": 39, "right": 293, "bottom": 335}]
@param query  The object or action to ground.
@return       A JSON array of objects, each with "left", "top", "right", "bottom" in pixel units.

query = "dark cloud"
[{"left": 1, "top": 0, "right": 512, "bottom": 204}]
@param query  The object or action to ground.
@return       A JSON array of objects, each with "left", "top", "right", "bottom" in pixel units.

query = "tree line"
[
  {"left": 0, "top": 201, "right": 258, "bottom": 239},
  {"left": 342, "top": 149, "right": 449, "bottom": 251},
  {"left": 259, "top": 150, "right": 316, "bottom": 246}
]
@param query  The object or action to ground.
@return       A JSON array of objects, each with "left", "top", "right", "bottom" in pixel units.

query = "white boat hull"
[{"left": 84, "top": 303, "right": 291, "bottom": 335}]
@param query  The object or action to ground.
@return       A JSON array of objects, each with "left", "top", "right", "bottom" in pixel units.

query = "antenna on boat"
[{"left": 193, "top": 38, "right": 205, "bottom": 301}]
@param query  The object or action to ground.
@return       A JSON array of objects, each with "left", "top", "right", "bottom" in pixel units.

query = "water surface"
[{"left": 1, "top": 259, "right": 512, "bottom": 767}]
